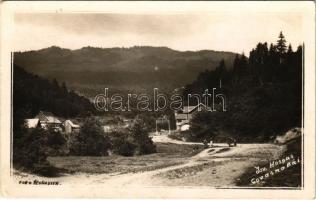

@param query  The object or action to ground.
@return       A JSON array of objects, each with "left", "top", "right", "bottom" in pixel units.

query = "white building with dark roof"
[
  {"left": 174, "top": 103, "right": 208, "bottom": 131},
  {"left": 35, "top": 111, "right": 62, "bottom": 131}
]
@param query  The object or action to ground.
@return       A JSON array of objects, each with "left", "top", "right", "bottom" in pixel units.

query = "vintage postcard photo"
[{"left": 0, "top": 1, "right": 315, "bottom": 198}]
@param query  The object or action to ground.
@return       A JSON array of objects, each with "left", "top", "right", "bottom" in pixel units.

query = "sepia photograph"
[{"left": 0, "top": 1, "right": 315, "bottom": 198}]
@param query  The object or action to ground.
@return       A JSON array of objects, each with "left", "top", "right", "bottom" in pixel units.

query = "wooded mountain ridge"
[{"left": 14, "top": 46, "right": 237, "bottom": 97}]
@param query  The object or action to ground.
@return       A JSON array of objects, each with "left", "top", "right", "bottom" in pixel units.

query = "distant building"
[
  {"left": 25, "top": 118, "right": 40, "bottom": 129},
  {"left": 63, "top": 120, "right": 80, "bottom": 134},
  {"left": 101, "top": 117, "right": 133, "bottom": 133},
  {"left": 35, "top": 111, "right": 62, "bottom": 131},
  {"left": 176, "top": 120, "right": 190, "bottom": 131},
  {"left": 103, "top": 125, "right": 115, "bottom": 133},
  {"left": 122, "top": 119, "right": 133, "bottom": 128},
  {"left": 175, "top": 103, "right": 208, "bottom": 131}
]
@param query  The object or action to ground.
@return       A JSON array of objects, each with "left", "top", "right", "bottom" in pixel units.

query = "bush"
[
  {"left": 13, "top": 127, "right": 66, "bottom": 175},
  {"left": 108, "top": 131, "right": 136, "bottom": 156},
  {"left": 33, "top": 162, "right": 67, "bottom": 177},
  {"left": 68, "top": 116, "right": 156, "bottom": 157},
  {"left": 117, "top": 142, "right": 137, "bottom": 156},
  {"left": 129, "top": 116, "right": 156, "bottom": 155},
  {"left": 69, "top": 117, "right": 111, "bottom": 156},
  {"left": 14, "top": 128, "right": 48, "bottom": 169},
  {"left": 189, "top": 111, "right": 219, "bottom": 141},
  {"left": 108, "top": 116, "right": 156, "bottom": 156},
  {"left": 168, "top": 130, "right": 201, "bottom": 142}
]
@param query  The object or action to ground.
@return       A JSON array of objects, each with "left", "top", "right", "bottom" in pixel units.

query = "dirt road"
[{"left": 14, "top": 135, "right": 286, "bottom": 187}]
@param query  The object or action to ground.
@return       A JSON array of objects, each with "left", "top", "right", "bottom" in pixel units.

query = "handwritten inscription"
[{"left": 251, "top": 154, "right": 300, "bottom": 185}]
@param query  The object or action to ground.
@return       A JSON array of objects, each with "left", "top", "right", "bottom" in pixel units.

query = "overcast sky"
[{"left": 13, "top": 12, "right": 303, "bottom": 54}]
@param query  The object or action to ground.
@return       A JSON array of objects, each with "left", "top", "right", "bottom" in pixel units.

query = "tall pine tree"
[{"left": 276, "top": 31, "right": 287, "bottom": 54}]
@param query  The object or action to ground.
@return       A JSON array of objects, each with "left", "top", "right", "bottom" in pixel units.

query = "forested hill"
[
  {"left": 13, "top": 65, "right": 94, "bottom": 126},
  {"left": 14, "top": 46, "right": 237, "bottom": 97},
  {"left": 185, "top": 32, "right": 303, "bottom": 142}
]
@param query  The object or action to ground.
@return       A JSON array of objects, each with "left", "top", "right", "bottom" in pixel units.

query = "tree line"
[
  {"left": 13, "top": 65, "right": 95, "bottom": 138},
  {"left": 183, "top": 32, "right": 303, "bottom": 142},
  {"left": 13, "top": 66, "right": 156, "bottom": 176}
]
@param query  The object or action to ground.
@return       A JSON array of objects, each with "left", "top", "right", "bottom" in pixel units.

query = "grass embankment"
[
  {"left": 235, "top": 137, "right": 301, "bottom": 187},
  {"left": 47, "top": 143, "right": 204, "bottom": 174}
]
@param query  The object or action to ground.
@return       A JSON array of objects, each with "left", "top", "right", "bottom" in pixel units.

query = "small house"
[
  {"left": 35, "top": 111, "right": 62, "bottom": 131},
  {"left": 174, "top": 103, "right": 208, "bottom": 131},
  {"left": 102, "top": 125, "right": 116, "bottom": 133},
  {"left": 63, "top": 120, "right": 80, "bottom": 134},
  {"left": 25, "top": 118, "right": 40, "bottom": 129}
]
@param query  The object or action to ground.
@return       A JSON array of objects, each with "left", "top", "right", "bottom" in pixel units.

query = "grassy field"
[
  {"left": 47, "top": 142, "right": 204, "bottom": 174},
  {"left": 15, "top": 141, "right": 291, "bottom": 187}
]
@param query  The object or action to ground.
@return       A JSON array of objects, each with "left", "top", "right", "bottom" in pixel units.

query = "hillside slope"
[{"left": 14, "top": 46, "right": 237, "bottom": 97}]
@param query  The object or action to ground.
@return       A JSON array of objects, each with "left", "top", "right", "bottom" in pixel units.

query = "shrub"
[
  {"left": 189, "top": 111, "right": 219, "bottom": 141},
  {"left": 129, "top": 116, "right": 156, "bottom": 155},
  {"left": 117, "top": 141, "right": 137, "bottom": 156},
  {"left": 69, "top": 117, "right": 111, "bottom": 156},
  {"left": 108, "top": 116, "right": 157, "bottom": 156},
  {"left": 13, "top": 128, "right": 48, "bottom": 169},
  {"left": 108, "top": 131, "right": 136, "bottom": 156},
  {"left": 168, "top": 130, "right": 195, "bottom": 142},
  {"left": 33, "top": 162, "right": 66, "bottom": 177},
  {"left": 13, "top": 127, "right": 66, "bottom": 175}
]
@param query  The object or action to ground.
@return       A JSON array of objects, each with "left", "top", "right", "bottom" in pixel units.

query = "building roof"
[
  {"left": 182, "top": 106, "right": 197, "bottom": 113},
  {"left": 182, "top": 103, "right": 208, "bottom": 114},
  {"left": 64, "top": 120, "right": 80, "bottom": 128},
  {"left": 37, "top": 111, "right": 61, "bottom": 123},
  {"left": 25, "top": 119, "right": 39, "bottom": 128},
  {"left": 46, "top": 116, "right": 61, "bottom": 123}
]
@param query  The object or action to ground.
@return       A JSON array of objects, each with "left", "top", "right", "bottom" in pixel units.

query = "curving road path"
[{"left": 14, "top": 134, "right": 286, "bottom": 187}]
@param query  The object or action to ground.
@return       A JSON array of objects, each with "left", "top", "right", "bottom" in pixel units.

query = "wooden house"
[
  {"left": 63, "top": 120, "right": 80, "bottom": 134},
  {"left": 35, "top": 111, "right": 62, "bottom": 131},
  {"left": 174, "top": 103, "right": 208, "bottom": 131}
]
